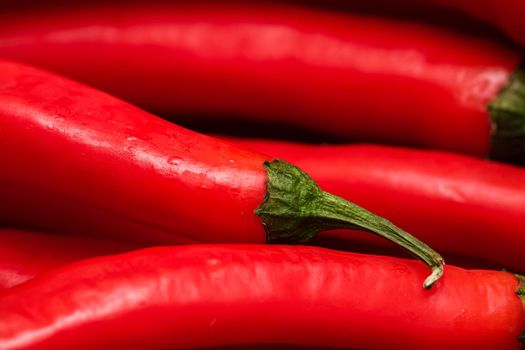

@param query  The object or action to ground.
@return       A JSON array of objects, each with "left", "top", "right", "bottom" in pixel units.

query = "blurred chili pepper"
[{"left": 0, "top": 1, "right": 522, "bottom": 161}]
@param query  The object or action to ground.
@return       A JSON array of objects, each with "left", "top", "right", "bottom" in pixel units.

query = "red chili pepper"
[
  {"left": 0, "top": 229, "right": 137, "bottom": 290},
  {"left": 226, "top": 137, "right": 525, "bottom": 273},
  {"left": 0, "top": 245, "right": 522, "bottom": 349},
  {"left": 0, "top": 2, "right": 522, "bottom": 162},
  {"left": 0, "top": 59, "right": 443, "bottom": 287}
]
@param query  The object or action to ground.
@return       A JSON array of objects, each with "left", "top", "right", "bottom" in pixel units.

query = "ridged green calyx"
[
  {"left": 489, "top": 62, "right": 525, "bottom": 164},
  {"left": 255, "top": 159, "right": 444, "bottom": 289}
]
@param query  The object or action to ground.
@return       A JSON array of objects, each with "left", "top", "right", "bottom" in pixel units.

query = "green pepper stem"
[
  {"left": 488, "top": 61, "right": 525, "bottom": 165},
  {"left": 255, "top": 159, "right": 444, "bottom": 289}
]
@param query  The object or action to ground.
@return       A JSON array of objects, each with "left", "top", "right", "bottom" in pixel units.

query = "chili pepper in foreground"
[
  {"left": 227, "top": 137, "right": 525, "bottom": 272},
  {"left": 0, "top": 245, "right": 522, "bottom": 350},
  {"left": 0, "top": 59, "right": 443, "bottom": 287},
  {"left": 0, "top": 2, "right": 522, "bottom": 162}
]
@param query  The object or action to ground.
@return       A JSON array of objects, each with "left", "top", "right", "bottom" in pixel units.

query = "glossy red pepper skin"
[
  {"left": 0, "top": 230, "right": 136, "bottom": 290},
  {"left": 0, "top": 59, "right": 267, "bottom": 244},
  {"left": 0, "top": 2, "right": 520, "bottom": 157},
  {"left": 229, "top": 138, "right": 525, "bottom": 272},
  {"left": 0, "top": 245, "right": 522, "bottom": 350}
]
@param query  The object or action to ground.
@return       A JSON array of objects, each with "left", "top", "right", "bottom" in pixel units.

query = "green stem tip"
[
  {"left": 255, "top": 159, "right": 445, "bottom": 289},
  {"left": 488, "top": 61, "right": 525, "bottom": 165}
]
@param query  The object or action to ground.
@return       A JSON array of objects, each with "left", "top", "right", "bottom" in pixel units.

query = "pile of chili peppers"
[{"left": 0, "top": 1, "right": 524, "bottom": 349}]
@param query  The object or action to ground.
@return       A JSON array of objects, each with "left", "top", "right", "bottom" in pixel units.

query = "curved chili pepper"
[
  {"left": 0, "top": 229, "right": 137, "bottom": 290},
  {"left": 0, "top": 59, "right": 443, "bottom": 287},
  {"left": 0, "top": 2, "right": 522, "bottom": 161},
  {"left": 0, "top": 244, "right": 522, "bottom": 349},
  {"left": 227, "top": 137, "right": 525, "bottom": 273}
]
